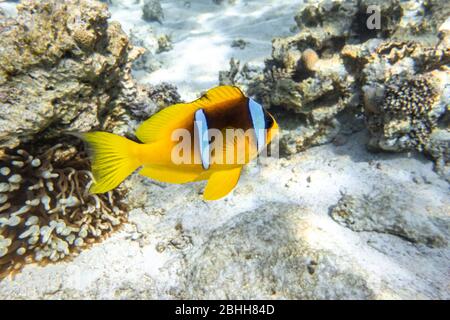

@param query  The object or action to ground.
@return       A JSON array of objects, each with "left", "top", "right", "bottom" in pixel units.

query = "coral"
[
  {"left": 231, "top": 0, "right": 449, "bottom": 162},
  {"left": 129, "top": 26, "right": 161, "bottom": 73},
  {"left": 0, "top": 0, "right": 143, "bottom": 149},
  {"left": 156, "top": 34, "right": 173, "bottom": 54},
  {"left": 425, "top": 129, "right": 450, "bottom": 182},
  {"left": 231, "top": 39, "right": 248, "bottom": 50},
  {"left": 428, "top": 0, "right": 450, "bottom": 28},
  {"left": 243, "top": 0, "right": 389, "bottom": 154},
  {"left": 146, "top": 83, "right": 182, "bottom": 111},
  {"left": 357, "top": 38, "right": 449, "bottom": 176},
  {"left": 438, "top": 17, "right": 450, "bottom": 49},
  {"left": 142, "top": 0, "right": 164, "bottom": 24},
  {"left": 101, "top": 81, "right": 182, "bottom": 137},
  {"left": 127, "top": 83, "right": 182, "bottom": 121},
  {"left": 366, "top": 75, "right": 441, "bottom": 152},
  {"left": 248, "top": 54, "right": 360, "bottom": 153},
  {"left": 330, "top": 191, "right": 448, "bottom": 248},
  {"left": 0, "top": 143, "right": 127, "bottom": 278},
  {"left": 219, "top": 58, "right": 260, "bottom": 88}
]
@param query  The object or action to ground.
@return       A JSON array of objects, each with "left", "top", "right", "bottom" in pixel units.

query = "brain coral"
[{"left": 0, "top": 143, "right": 127, "bottom": 278}]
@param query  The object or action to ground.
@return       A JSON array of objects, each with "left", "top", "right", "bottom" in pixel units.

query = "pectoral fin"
[{"left": 203, "top": 167, "right": 242, "bottom": 200}]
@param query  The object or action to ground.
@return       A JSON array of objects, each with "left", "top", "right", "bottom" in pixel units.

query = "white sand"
[{"left": 109, "top": 0, "right": 303, "bottom": 100}]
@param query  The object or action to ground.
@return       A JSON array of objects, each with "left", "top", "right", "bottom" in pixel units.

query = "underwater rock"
[
  {"left": 0, "top": 0, "right": 142, "bottom": 149},
  {"left": 0, "top": 143, "right": 128, "bottom": 278},
  {"left": 142, "top": 0, "right": 164, "bottom": 24},
  {"left": 156, "top": 34, "right": 173, "bottom": 54},
  {"left": 184, "top": 203, "right": 374, "bottom": 299},
  {"left": 129, "top": 26, "right": 161, "bottom": 73},
  {"left": 358, "top": 38, "right": 449, "bottom": 178},
  {"left": 330, "top": 191, "right": 449, "bottom": 248},
  {"left": 101, "top": 81, "right": 181, "bottom": 137},
  {"left": 424, "top": 129, "right": 450, "bottom": 182},
  {"left": 438, "top": 17, "right": 450, "bottom": 49},
  {"left": 414, "top": 0, "right": 450, "bottom": 38},
  {"left": 218, "top": 58, "right": 261, "bottom": 88},
  {"left": 212, "top": 0, "right": 236, "bottom": 5},
  {"left": 244, "top": 0, "right": 388, "bottom": 154},
  {"left": 293, "top": 0, "right": 402, "bottom": 49},
  {"left": 237, "top": 0, "right": 449, "bottom": 161},
  {"left": 248, "top": 52, "right": 360, "bottom": 153},
  {"left": 127, "top": 82, "right": 182, "bottom": 122},
  {"left": 231, "top": 39, "right": 248, "bottom": 50}
]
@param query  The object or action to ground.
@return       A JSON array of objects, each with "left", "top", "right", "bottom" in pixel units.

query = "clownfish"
[{"left": 80, "top": 85, "right": 278, "bottom": 200}]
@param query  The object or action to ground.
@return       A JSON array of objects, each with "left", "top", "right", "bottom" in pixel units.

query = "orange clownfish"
[{"left": 81, "top": 85, "right": 279, "bottom": 200}]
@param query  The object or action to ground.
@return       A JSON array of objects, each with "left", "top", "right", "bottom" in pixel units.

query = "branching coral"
[
  {"left": 364, "top": 72, "right": 449, "bottom": 181},
  {"left": 0, "top": 144, "right": 127, "bottom": 278}
]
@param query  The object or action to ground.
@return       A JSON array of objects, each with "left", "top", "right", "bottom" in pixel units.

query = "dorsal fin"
[
  {"left": 199, "top": 85, "right": 245, "bottom": 105},
  {"left": 135, "top": 103, "right": 198, "bottom": 143},
  {"left": 135, "top": 86, "right": 246, "bottom": 144}
]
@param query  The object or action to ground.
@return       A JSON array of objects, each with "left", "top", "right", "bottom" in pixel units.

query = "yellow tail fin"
[{"left": 81, "top": 132, "right": 142, "bottom": 194}]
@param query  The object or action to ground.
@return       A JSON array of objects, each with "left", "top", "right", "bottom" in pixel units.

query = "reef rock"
[
  {"left": 355, "top": 38, "right": 449, "bottom": 179},
  {"left": 0, "top": 0, "right": 143, "bottom": 149},
  {"left": 156, "top": 34, "right": 173, "bottom": 54},
  {"left": 212, "top": 0, "right": 236, "bottom": 5},
  {"left": 330, "top": 191, "right": 449, "bottom": 248},
  {"left": 142, "top": 0, "right": 164, "bottom": 24},
  {"left": 364, "top": 72, "right": 447, "bottom": 152},
  {"left": 129, "top": 26, "right": 160, "bottom": 73},
  {"left": 184, "top": 203, "right": 374, "bottom": 299},
  {"left": 236, "top": 0, "right": 449, "bottom": 172},
  {"left": 127, "top": 82, "right": 182, "bottom": 122}
]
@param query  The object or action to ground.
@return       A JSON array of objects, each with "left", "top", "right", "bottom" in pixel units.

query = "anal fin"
[{"left": 203, "top": 166, "right": 242, "bottom": 200}]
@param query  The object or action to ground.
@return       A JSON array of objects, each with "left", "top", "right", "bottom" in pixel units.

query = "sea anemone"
[{"left": 0, "top": 143, "right": 128, "bottom": 278}]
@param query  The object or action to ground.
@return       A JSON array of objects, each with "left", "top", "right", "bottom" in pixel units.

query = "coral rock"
[
  {"left": 184, "top": 203, "right": 375, "bottom": 299},
  {"left": 330, "top": 191, "right": 449, "bottom": 248},
  {"left": 0, "top": 0, "right": 142, "bottom": 149},
  {"left": 156, "top": 34, "right": 173, "bottom": 54},
  {"left": 142, "top": 0, "right": 164, "bottom": 24}
]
